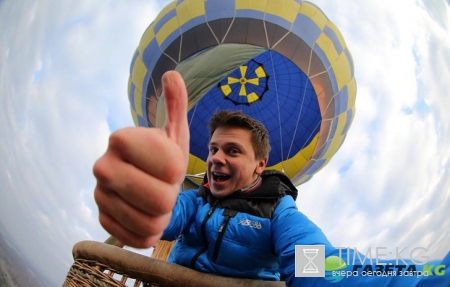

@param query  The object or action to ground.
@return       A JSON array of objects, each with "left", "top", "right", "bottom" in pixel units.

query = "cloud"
[{"left": 421, "top": 0, "right": 450, "bottom": 31}]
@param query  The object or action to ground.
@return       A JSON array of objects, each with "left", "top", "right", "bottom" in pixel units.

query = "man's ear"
[{"left": 255, "top": 158, "right": 268, "bottom": 175}]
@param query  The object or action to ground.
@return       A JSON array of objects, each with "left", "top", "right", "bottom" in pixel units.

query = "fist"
[{"left": 93, "top": 71, "right": 189, "bottom": 248}]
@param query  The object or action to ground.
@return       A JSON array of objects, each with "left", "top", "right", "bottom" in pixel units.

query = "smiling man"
[
  {"left": 206, "top": 110, "right": 268, "bottom": 197},
  {"left": 161, "top": 109, "right": 301, "bottom": 281}
]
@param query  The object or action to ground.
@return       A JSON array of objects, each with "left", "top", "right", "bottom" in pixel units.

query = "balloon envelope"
[{"left": 128, "top": 0, "right": 356, "bottom": 186}]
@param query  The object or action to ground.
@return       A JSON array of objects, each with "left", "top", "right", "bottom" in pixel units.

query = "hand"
[{"left": 93, "top": 71, "right": 189, "bottom": 248}]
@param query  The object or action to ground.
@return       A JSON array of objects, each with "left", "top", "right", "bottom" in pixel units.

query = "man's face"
[{"left": 207, "top": 126, "right": 267, "bottom": 198}]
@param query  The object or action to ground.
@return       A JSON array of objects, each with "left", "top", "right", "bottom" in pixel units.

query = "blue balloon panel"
[{"left": 187, "top": 50, "right": 321, "bottom": 167}]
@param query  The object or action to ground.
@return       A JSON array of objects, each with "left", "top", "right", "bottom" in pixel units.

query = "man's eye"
[
  {"left": 209, "top": 147, "right": 218, "bottom": 154},
  {"left": 229, "top": 148, "right": 239, "bottom": 155}
]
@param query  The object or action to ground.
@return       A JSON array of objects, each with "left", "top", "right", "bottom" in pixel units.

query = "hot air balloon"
[{"left": 128, "top": 0, "right": 356, "bottom": 187}]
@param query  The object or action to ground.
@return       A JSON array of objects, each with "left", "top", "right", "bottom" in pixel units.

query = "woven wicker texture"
[{"left": 63, "top": 240, "right": 285, "bottom": 287}]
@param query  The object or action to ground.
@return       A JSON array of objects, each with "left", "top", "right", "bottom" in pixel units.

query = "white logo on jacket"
[{"left": 238, "top": 218, "right": 262, "bottom": 229}]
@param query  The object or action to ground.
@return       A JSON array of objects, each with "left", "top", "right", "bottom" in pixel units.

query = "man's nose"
[{"left": 211, "top": 150, "right": 226, "bottom": 164}]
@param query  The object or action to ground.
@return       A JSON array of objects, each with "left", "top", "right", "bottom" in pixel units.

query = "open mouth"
[{"left": 212, "top": 172, "right": 231, "bottom": 182}]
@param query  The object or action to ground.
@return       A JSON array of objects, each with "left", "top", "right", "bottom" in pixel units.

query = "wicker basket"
[{"left": 63, "top": 240, "right": 285, "bottom": 287}]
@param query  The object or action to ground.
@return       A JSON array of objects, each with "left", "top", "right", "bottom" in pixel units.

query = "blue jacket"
[
  {"left": 162, "top": 171, "right": 313, "bottom": 280},
  {"left": 162, "top": 171, "right": 450, "bottom": 286}
]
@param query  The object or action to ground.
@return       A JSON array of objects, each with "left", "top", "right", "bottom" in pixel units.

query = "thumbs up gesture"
[{"left": 93, "top": 71, "right": 189, "bottom": 248}]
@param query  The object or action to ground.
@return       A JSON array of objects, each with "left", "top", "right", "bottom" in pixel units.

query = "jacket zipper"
[
  {"left": 190, "top": 200, "right": 218, "bottom": 269},
  {"left": 211, "top": 215, "right": 231, "bottom": 262},
  {"left": 212, "top": 209, "right": 237, "bottom": 262}
]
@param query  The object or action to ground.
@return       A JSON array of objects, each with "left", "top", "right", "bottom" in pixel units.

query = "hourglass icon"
[{"left": 303, "top": 248, "right": 319, "bottom": 273}]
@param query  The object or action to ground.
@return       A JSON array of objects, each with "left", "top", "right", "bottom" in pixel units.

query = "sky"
[{"left": 0, "top": 0, "right": 449, "bottom": 286}]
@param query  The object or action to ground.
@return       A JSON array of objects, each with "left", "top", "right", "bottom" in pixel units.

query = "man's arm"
[
  {"left": 271, "top": 195, "right": 333, "bottom": 286},
  {"left": 272, "top": 196, "right": 450, "bottom": 286},
  {"left": 161, "top": 188, "right": 199, "bottom": 241},
  {"left": 93, "top": 71, "right": 190, "bottom": 248}
]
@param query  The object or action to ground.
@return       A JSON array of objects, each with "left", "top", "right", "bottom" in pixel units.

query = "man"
[
  {"left": 94, "top": 71, "right": 449, "bottom": 286},
  {"left": 161, "top": 108, "right": 307, "bottom": 281}
]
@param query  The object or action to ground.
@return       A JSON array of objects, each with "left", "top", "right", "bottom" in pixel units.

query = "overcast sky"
[{"left": 0, "top": 0, "right": 449, "bottom": 286}]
